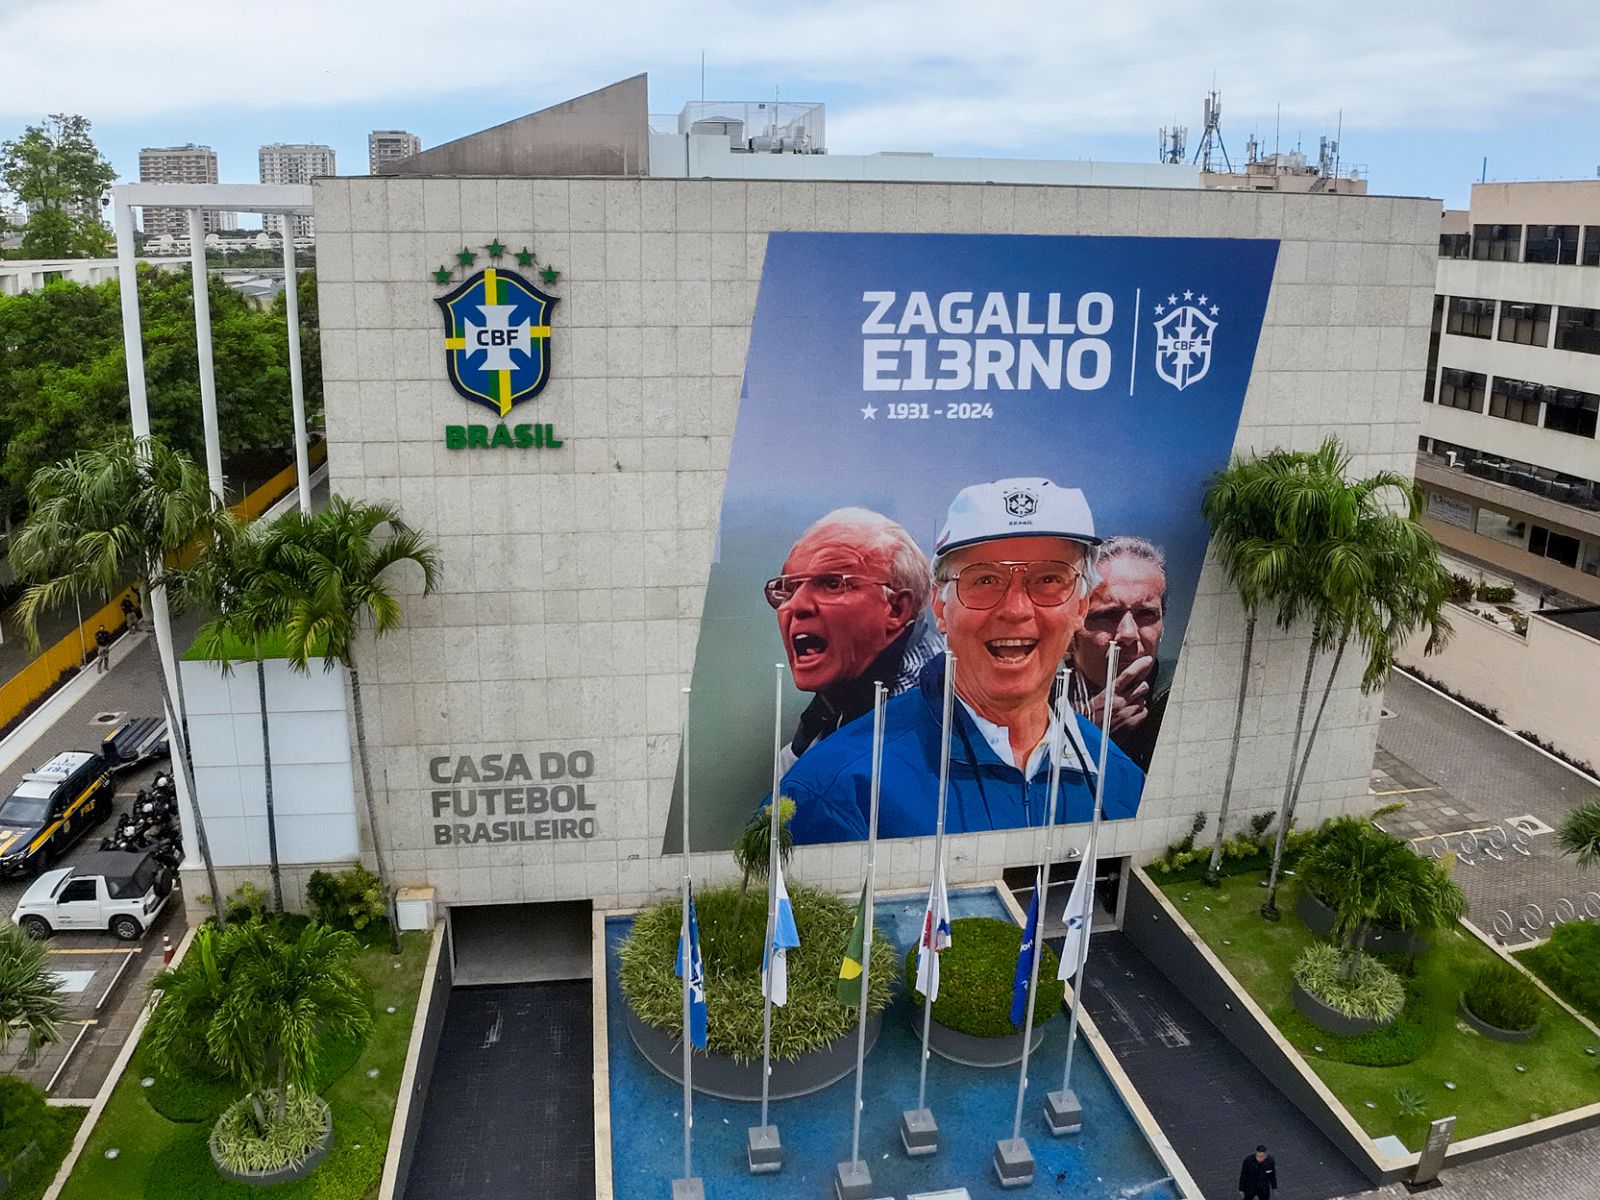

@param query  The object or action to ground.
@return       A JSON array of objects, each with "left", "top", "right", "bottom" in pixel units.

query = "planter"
[
  {"left": 625, "top": 1006, "right": 880, "bottom": 1100},
  {"left": 924, "top": 1014, "right": 1049, "bottom": 1068},
  {"left": 1296, "top": 888, "right": 1426, "bottom": 959},
  {"left": 1458, "top": 996, "right": 1538, "bottom": 1043},
  {"left": 208, "top": 1096, "right": 333, "bottom": 1187},
  {"left": 1291, "top": 981, "right": 1397, "bottom": 1037}
]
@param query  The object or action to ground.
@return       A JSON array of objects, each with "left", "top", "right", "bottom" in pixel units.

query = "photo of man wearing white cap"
[{"left": 778, "top": 477, "right": 1145, "bottom": 845}]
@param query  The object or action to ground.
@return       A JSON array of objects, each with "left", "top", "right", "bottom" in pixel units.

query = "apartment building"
[
  {"left": 1418, "top": 181, "right": 1600, "bottom": 602},
  {"left": 258, "top": 143, "right": 335, "bottom": 237},
  {"left": 368, "top": 129, "right": 422, "bottom": 174},
  {"left": 138, "top": 144, "right": 236, "bottom": 239}
]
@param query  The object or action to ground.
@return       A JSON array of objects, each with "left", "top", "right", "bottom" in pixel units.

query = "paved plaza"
[{"left": 1338, "top": 1123, "right": 1600, "bottom": 1200}]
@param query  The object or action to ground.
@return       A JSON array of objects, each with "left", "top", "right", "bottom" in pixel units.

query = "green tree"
[
  {"left": 1557, "top": 800, "right": 1600, "bottom": 870},
  {"left": 231, "top": 498, "right": 441, "bottom": 952},
  {"left": 0, "top": 923, "right": 65, "bottom": 1054},
  {"left": 178, "top": 513, "right": 286, "bottom": 913},
  {"left": 8, "top": 435, "right": 227, "bottom": 924},
  {"left": 0, "top": 114, "right": 117, "bottom": 259}
]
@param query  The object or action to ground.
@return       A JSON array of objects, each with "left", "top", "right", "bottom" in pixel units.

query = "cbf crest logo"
[
  {"left": 1153, "top": 290, "right": 1220, "bottom": 392},
  {"left": 1003, "top": 488, "right": 1038, "bottom": 518},
  {"left": 435, "top": 267, "right": 558, "bottom": 416}
]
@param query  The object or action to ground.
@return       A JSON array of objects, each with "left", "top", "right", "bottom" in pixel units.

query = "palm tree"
[
  {"left": 239, "top": 497, "right": 440, "bottom": 952},
  {"left": 177, "top": 514, "right": 285, "bottom": 913},
  {"left": 732, "top": 797, "right": 795, "bottom": 897},
  {"left": 0, "top": 923, "right": 64, "bottom": 1055},
  {"left": 1199, "top": 446, "right": 1311, "bottom": 886},
  {"left": 146, "top": 922, "right": 238, "bottom": 1076},
  {"left": 1558, "top": 800, "right": 1600, "bottom": 870},
  {"left": 8, "top": 436, "right": 226, "bottom": 923}
]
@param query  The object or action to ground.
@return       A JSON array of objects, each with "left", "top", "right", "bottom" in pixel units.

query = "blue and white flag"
[
  {"left": 914, "top": 865, "right": 953, "bottom": 1001},
  {"left": 1010, "top": 884, "right": 1041, "bottom": 1028},
  {"left": 675, "top": 883, "right": 708, "bottom": 1049},
  {"left": 762, "top": 858, "right": 801, "bottom": 1006},
  {"left": 1057, "top": 859, "right": 1093, "bottom": 982}
]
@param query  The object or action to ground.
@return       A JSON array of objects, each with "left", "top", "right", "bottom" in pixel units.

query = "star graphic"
[
  {"left": 540, "top": 265, "right": 560, "bottom": 285},
  {"left": 1167, "top": 294, "right": 1178, "bottom": 305},
  {"left": 516, "top": 247, "right": 535, "bottom": 267},
  {"left": 1154, "top": 303, "right": 1166, "bottom": 315},
  {"left": 486, "top": 240, "right": 505, "bottom": 259},
  {"left": 432, "top": 266, "right": 452, "bottom": 284},
  {"left": 1197, "top": 294, "right": 1208, "bottom": 306},
  {"left": 457, "top": 247, "right": 476, "bottom": 267},
  {"left": 861, "top": 402, "right": 878, "bottom": 420},
  {"left": 1182, "top": 289, "right": 1194, "bottom": 301},
  {"left": 1210, "top": 304, "right": 1220, "bottom": 315}
]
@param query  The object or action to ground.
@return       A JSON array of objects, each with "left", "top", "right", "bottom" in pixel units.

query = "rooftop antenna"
[
  {"left": 1274, "top": 102, "right": 1280, "bottom": 159},
  {"left": 1158, "top": 123, "right": 1187, "bottom": 165},
  {"left": 1191, "top": 88, "right": 1232, "bottom": 173},
  {"left": 700, "top": 51, "right": 705, "bottom": 103}
]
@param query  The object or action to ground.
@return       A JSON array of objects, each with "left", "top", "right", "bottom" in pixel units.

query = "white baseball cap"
[{"left": 933, "top": 477, "right": 1101, "bottom": 578}]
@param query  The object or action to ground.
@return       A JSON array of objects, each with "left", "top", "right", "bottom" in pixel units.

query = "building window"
[
  {"left": 1582, "top": 541, "right": 1600, "bottom": 578},
  {"left": 1555, "top": 306, "right": 1600, "bottom": 355},
  {"left": 1583, "top": 227, "right": 1600, "bottom": 268},
  {"left": 1543, "top": 388, "right": 1600, "bottom": 439},
  {"left": 1446, "top": 296, "right": 1496, "bottom": 338},
  {"left": 1488, "top": 377, "right": 1542, "bottom": 425},
  {"left": 1472, "top": 224, "right": 1522, "bottom": 262},
  {"left": 1442, "top": 439, "right": 1600, "bottom": 510},
  {"left": 1474, "top": 508, "right": 1527, "bottom": 547},
  {"left": 1438, "top": 232, "right": 1472, "bottom": 259},
  {"left": 1529, "top": 525, "right": 1581, "bottom": 569},
  {"left": 1437, "top": 368, "right": 1487, "bottom": 412},
  {"left": 1424, "top": 296, "right": 1443, "bottom": 402},
  {"left": 1497, "top": 302, "right": 1551, "bottom": 346},
  {"left": 1524, "top": 225, "right": 1580, "bottom": 265}
]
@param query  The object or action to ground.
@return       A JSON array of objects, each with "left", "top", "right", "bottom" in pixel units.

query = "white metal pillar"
[
  {"left": 281, "top": 229, "right": 311, "bottom": 513},
  {"left": 113, "top": 198, "right": 149, "bottom": 439},
  {"left": 187, "top": 207, "right": 225, "bottom": 501}
]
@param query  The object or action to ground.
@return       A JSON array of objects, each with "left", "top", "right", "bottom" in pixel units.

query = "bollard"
[{"left": 162, "top": 934, "right": 174, "bottom": 965}]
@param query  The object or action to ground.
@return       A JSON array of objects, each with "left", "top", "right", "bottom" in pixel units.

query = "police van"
[{"left": 0, "top": 752, "right": 115, "bottom": 879}]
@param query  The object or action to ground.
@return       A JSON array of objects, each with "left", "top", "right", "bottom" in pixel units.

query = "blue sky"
[{"left": 3, "top": 0, "right": 1598, "bottom": 216}]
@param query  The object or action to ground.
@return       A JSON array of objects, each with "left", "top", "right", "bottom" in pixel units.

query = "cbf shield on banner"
[{"left": 664, "top": 233, "right": 1278, "bottom": 852}]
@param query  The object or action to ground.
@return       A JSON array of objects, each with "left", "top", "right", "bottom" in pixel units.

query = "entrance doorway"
[{"left": 448, "top": 899, "right": 592, "bottom": 986}]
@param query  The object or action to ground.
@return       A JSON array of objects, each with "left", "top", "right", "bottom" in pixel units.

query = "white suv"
[{"left": 11, "top": 849, "right": 173, "bottom": 941}]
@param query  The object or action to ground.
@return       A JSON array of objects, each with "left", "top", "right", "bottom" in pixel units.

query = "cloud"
[{"left": 3, "top": 0, "right": 1596, "bottom": 154}]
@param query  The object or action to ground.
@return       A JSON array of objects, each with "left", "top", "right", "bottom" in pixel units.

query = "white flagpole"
[
  {"left": 917, "top": 652, "right": 956, "bottom": 1115},
  {"left": 1009, "top": 666, "right": 1067, "bottom": 1144},
  {"left": 1061, "top": 643, "right": 1119, "bottom": 1100},
  {"left": 845, "top": 683, "right": 886, "bottom": 1183},
  {"left": 759, "top": 664, "right": 783, "bottom": 1130},
  {"left": 679, "top": 686, "right": 696, "bottom": 1189}
]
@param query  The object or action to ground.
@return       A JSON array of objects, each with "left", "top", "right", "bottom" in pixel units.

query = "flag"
[
  {"left": 1010, "top": 885, "right": 1041, "bottom": 1028},
  {"left": 675, "top": 883, "right": 708, "bottom": 1049},
  {"left": 762, "top": 857, "right": 801, "bottom": 1006},
  {"left": 1057, "top": 861, "right": 1093, "bottom": 982},
  {"left": 837, "top": 883, "right": 869, "bottom": 1005},
  {"left": 913, "top": 866, "right": 953, "bottom": 1001}
]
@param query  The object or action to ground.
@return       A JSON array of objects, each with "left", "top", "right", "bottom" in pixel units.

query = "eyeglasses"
[
  {"left": 763, "top": 573, "right": 895, "bottom": 609},
  {"left": 945, "top": 560, "right": 1084, "bottom": 610},
  {"left": 1083, "top": 604, "right": 1164, "bottom": 634}
]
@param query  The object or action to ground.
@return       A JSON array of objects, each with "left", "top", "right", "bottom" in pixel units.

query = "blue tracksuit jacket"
[{"left": 778, "top": 655, "right": 1145, "bottom": 845}]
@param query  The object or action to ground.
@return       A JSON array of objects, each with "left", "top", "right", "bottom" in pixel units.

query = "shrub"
[
  {"left": 224, "top": 881, "right": 270, "bottom": 924},
  {"left": 1293, "top": 943, "right": 1405, "bottom": 1022},
  {"left": 1462, "top": 963, "right": 1542, "bottom": 1032},
  {"left": 0, "top": 1077, "right": 54, "bottom": 1172},
  {"left": 305, "top": 864, "right": 386, "bottom": 931},
  {"left": 1517, "top": 921, "right": 1600, "bottom": 1023},
  {"left": 210, "top": 1089, "right": 327, "bottom": 1174},
  {"left": 1446, "top": 573, "right": 1474, "bottom": 603},
  {"left": 1393, "top": 1084, "right": 1427, "bottom": 1117},
  {"left": 1475, "top": 582, "right": 1515, "bottom": 603},
  {"left": 902, "top": 916, "right": 1063, "bottom": 1038},
  {"left": 618, "top": 883, "right": 895, "bottom": 1062}
]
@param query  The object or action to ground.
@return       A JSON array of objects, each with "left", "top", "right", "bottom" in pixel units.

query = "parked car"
[
  {"left": 11, "top": 849, "right": 174, "bottom": 941},
  {"left": 0, "top": 751, "right": 115, "bottom": 879}
]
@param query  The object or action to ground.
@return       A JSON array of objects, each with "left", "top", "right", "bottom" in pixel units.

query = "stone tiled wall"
[{"left": 312, "top": 175, "right": 1441, "bottom": 909}]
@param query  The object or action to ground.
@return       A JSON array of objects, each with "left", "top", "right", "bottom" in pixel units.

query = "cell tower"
[
  {"left": 1191, "top": 89, "right": 1231, "bottom": 174},
  {"left": 1158, "top": 125, "right": 1187, "bottom": 165}
]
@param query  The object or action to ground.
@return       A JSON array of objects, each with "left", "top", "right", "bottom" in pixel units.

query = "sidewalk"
[{"left": 1338, "top": 1123, "right": 1600, "bottom": 1199}]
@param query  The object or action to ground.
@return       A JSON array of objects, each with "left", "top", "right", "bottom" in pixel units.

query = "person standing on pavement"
[
  {"left": 94, "top": 626, "right": 112, "bottom": 673},
  {"left": 1239, "top": 1145, "right": 1277, "bottom": 1200}
]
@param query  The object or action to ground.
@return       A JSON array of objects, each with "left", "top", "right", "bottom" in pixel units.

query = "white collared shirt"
[{"left": 957, "top": 695, "right": 1099, "bottom": 780}]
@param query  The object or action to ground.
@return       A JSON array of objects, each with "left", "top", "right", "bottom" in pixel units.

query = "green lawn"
[
  {"left": 58, "top": 930, "right": 430, "bottom": 1200},
  {"left": 1159, "top": 874, "right": 1600, "bottom": 1149}
]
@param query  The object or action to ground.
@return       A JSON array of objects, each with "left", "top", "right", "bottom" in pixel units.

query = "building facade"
[
  {"left": 369, "top": 130, "right": 422, "bottom": 175},
  {"left": 259, "top": 143, "right": 336, "bottom": 237},
  {"left": 138, "top": 144, "right": 234, "bottom": 238},
  {"left": 1417, "top": 181, "right": 1600, "bottom": 603},
  {"left": 290, "top": 157, "right": 1440, "bottom": 915}
]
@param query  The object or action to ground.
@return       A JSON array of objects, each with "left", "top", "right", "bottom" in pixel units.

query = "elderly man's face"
[
  {"left": 776, "top": 532, "right": 915, "bottom": 692},
  {"left": 934, "top": 536, "right": 1089, "bottom": 714},
  {"left": 1072, "top": 556, "right": 1165, "bottom": 690}
]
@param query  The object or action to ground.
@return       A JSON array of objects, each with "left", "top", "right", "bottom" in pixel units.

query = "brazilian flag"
[{"left": 837, "top": 884, "right": 868, "bottom": 1005}]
